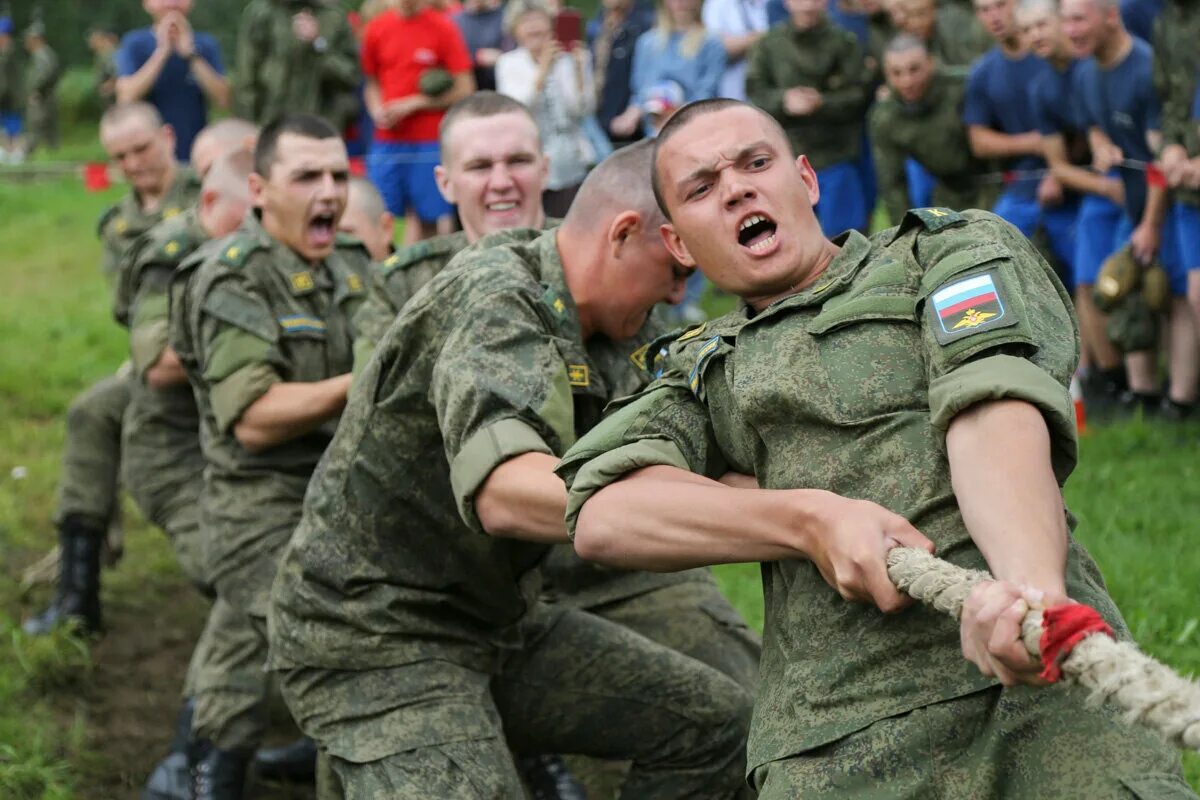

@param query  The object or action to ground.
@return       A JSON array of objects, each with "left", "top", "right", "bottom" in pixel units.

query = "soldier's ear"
[
  {"left": 660, "top": 222, "right": 696, "bottom": 269},
  {"left": 434, "top": 164, "right": 454, "bottom": 204},
  {"left": 248, "top": 172, "right": 267, "bottom": 208},
  {"left": 607, "top": 209, "right": 641, "bottom": 258},
  {"left": 794, "top": 154, "right": 821, "bottom": 210}
]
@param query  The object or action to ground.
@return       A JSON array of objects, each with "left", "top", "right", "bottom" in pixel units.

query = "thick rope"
[{"left": 886, "top": 546, "right": 1200, "bottom": 752}]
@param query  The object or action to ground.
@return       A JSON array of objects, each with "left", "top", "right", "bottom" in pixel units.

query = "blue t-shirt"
[
  {"left": 1192, "top": 81, "right": 1200, "bottom": 119},
  {"left": 1119, "top": 0, "right": 1162, "bottom": 44},
  {"left": 115, "top": 28, "right": 225, "bottom": 162},
  {"left": 964, "top": 47, "right": 1050, "bottom": 198},
  {"left": 1076, "top": 38, "right": 1159, "bottom": 220}
]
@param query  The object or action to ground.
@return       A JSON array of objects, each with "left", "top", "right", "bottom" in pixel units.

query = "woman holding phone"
[{"left": 497, "top": 0, "right": 596, "bottom": 216}]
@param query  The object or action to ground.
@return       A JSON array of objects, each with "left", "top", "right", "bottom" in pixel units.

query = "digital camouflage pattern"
[
  {"left": 22, "top": 42, "right": 58, "bottom": 152},
  {"left": 1152, "top": 0, "right": 1200, "bottom": 208},
  {"left": 921, "top": 5, "right": 990, "bottom": 68},
  {"left": 171, "top": 212, "right": 371, "bottom": 749},
  {"left": 121, "top": 209, "right": 211, "bottom": 586},
  {"left": 869, "top": 68, "right": 985, "bottom": 223},
  {"left": 93, "top": 48, "right": 117, "bottom": 110},
  {"left": 746, "top": 20, "right": 871, "bottom": 170},
  {"left": 558, "top": 210, "right": 1186, "bottom": 786},
  {"left": 54, "top": 173, "right": 200, "bottom": 528},
  {"left": 280, "top": 605, "right": 751, "bottom": 799},
  {"left": 106, "top": 169, "right": 200, "bottom": 317},
  {"left": 269, "top": 226, "right": 754, "bottom": 793},
  {"left": 234, "top": 0, "right": 360, "bottom": 129}
]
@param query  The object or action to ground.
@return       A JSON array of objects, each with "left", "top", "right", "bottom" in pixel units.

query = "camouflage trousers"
[
  {"left": 24, "top": 95, "right": 57, "bottom": 154},
  {"left": 280, "top": 603, "right": 754, "bottom": 800},
  {"left": 55, "top": 371, "right": 129, "bottom": 527},
  {"left": 750, "top": 683, "right": 1196, "bottom": 799}
]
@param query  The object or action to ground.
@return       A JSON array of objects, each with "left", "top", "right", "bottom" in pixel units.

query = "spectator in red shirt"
[{"left": 362, "top": 0, "right": 475, "bottom": 243}]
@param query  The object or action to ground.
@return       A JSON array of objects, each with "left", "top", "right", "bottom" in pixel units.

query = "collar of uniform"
[
  {"left": 241, "top": 210, "right": 335, "bottom": 289},
  {"left": 748, "top": 229, "right": 874, "bottom": 324},
  {"left": 534, "top": 228, "right": 586, "bottom": 345},
  {"left": 789, "top": 18, "right": 830, "bottom": 43}
]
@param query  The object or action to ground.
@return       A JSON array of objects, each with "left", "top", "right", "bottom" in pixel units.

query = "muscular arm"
[
  {"left": 967, "top": 124, "right": 1043, "bottom": 160},
  {"left": 232, "top": 373, "right": 352, "bottom": 453},
  {"left": 1043, "top": 133, "right": 1122, "bottom": 202},
  {"left": 476, "top": 452, "right": 570, "bottom": 543},
  {"left": 947, "top": 399, "right": 1068, "bottom": 593}
]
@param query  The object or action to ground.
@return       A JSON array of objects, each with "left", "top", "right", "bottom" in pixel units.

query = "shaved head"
[
  {"left": 202, "top": 149, "right": 254, "bottom": 199},
  {"left": 100, "top": 102, "right": 164, "bottom": 137},
  {"left": 564, "top": 140, "right": 665, "bottom": 233},
  {"left": 347, "top": 176, "right": 388, "bottom": 225},
  {"left": 191, "top": 118, "right": 259, "bottom": 178},
  {"left": 341, "top": 176, "right": 396, "bottom": 261}
]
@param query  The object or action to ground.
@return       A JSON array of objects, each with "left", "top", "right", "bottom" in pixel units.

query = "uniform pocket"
[{"left": 1120, "top": 774, "right": 1198, "bottom": 799}]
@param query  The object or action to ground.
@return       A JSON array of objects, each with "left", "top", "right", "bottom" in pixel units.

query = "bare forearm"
[
  {"left": 1141, "top": 182, "right": 1168, "bottom": 228},
  {"left": 145, "top": 346, "right": 188, "bottom": 389},
  {"left": 233, "top": 373, "right": 352, "bottom": 453},
  {"left": 191, "top": 58, "right": 229, "bottom": 108},
  {"left": 364, "top": 79, "right": 385, "bottom": 119},
  {"left": 968, "top": 126, "right": 1042, "bottom": 160},
  {"left": 574, "top": 465, "right": 818, "bottom": 571},
  {"left": 116, "top": 49, "right": 169, "bottom": 102},
  {"left": 947, "top": 399, "right": 1067, "bottom": 592},
  {"left": 476, "top": 452, "right": 569, "bottom": 543}
]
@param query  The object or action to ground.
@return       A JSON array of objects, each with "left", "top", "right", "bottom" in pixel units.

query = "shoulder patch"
[
  {"left": 290, "top": 271, "right": 316, "bottom": 294},
  {"left": 278, "top": 315, "right": 327, "bottom": 334},
  {"left": 567, "top": 364, "right": 590, "bottom": 387},
  {"left": 629, "top": 342, "right": 650, "bottom": 371},
  {"left": 218, "top": 237, "right": 266, "bottom": 269},
  {"left": 907, "top": 207, "right": 967, "bottom": 233},
  {"left": 927, "top": 269, "right": 1018, "bottom": 345},
  {"left": 688, "top": 336, "right": 722, "bottom": 395},
  {"left": 541, "top": 286, "right": 568, "bottom": 317}
]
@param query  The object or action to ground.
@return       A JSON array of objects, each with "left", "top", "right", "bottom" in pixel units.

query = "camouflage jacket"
[
  {"left": 559, "top": 209, "right": 1125, "bottom": 773},
  {"left": 24, "top": 45, "right": 59, "bottom": 101},
  {"left": 869, "top": 69, "right": 985, "bottom": 224},
  {"left": 124, "top": 209, "right": 209, "bottom": 466},
  {"left": 746, "top": 19, "right": 870, "bottom": 170},
  {"left": 268, "top": 227, "right": 689, "bottom": 673},
  {"left": 104, "top": 168, "right": 201, "bottom": 326},
  {"left": 170, "top": 211, "right": 371, "bottom": 592},
  {"left": 234, "top": 0, "right": 360, "bottom": 128},
  {"left": 925, "top": 5, "right": 990, "bottom": 68},
  {"left": 1152, "top": 0, "right": 1200, "bottom": 206}
]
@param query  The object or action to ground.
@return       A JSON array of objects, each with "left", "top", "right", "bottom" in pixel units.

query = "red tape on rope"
[{"left": 1039, "top": 604, "right": 1114, "bottom": 682}]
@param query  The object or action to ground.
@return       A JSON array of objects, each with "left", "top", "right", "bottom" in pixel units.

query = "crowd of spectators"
[{"left": 0, "top": 0, "right": 1198, "bottom": 416}]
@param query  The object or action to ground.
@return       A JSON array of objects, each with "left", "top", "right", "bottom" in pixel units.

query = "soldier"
[
  {"left": 896, "top": 0, "right": 989, "bottom": 67},
  {"left": 870, "top": 35, "right": 984, "bottom": 224},
  {"left": 234, "top": 0, "right": 360, "bottom": 131},
  {"left": 746, "top": 0, "right": 871, "bottom": 234},
  {"left": 23, "top": 103, "right": 200, "bottom": 638},
  {"left": 266, "top": 140, "right": 753, "bottom": 799},
  {"left": 88, "top": 24, "right": 120, "bottom": 110},
  {"left": 1153, "top": 0, "right": 1200, "bottom": 418},
  {"left": 558, "top": 98, "right": 1196, "bottom": 799},
  {"left": 1066, "top": 0, "right": 1198, "bottom": 417},
  {"left": 0, "top": 15, "right": 21, "bottom": 161},
  {"left": 349, "top": 89, "right": 760, "bottom": 797},
  {"left": 337, "top": 176, "right": 395, "bottom": 263},
  {"left": 169, "top": 113, "right": 372, "bottom": 798},
  {"left": 21, "top": 21, "right": 58, "bottom": 158},
  {"left": 1018, "top": 0, "right": 1128, "bottom": 408}
]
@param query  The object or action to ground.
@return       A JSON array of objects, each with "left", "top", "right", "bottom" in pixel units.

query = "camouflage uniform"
[
  {"left": 869, "top": 68, "right": 985, "bottom": 225},
  {"left": 922, "top": 6, "right": 990, "bottom": 69},
  {"left": 170, "top": 211, "right": 372, "bottom": 751},
  {"left": 1152, "top": 1, "right": 1200, "bottom": 212},
  {"left": 352, "top": 225, "right": 761, "bottom": 681},
  {"left": 93, "top": 48, "right": 117, "bottom": 110},
  {"left": 267, "top": 227, "right": 754, "bottom": 798},
  {"left": 55, "top": 175, "right": 199, "bottom": 531},
  {"left": 746, "top": 20, "right": 870, "bottom": 171},
  {"left": 23, "top": 42, "right": 58, "bottom": 153},
  {"left": 559, "top": 209, "right": 1194, "bottom": 799},
  {"left": 234, "top": 0, "right": 360, "bottom": 130}
]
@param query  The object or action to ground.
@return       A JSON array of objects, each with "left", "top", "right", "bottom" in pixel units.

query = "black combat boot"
[
  {"left": 141, "top": 699, "right": 195, "bottom": 800},
  {"left": 22, "top": 514, "right": 105, "bottom": 636},
  {"left": 253, "top": 736, "right": 318, "bottom": 783},
  {"left": 517, "top": 754, "right": 588, "bottom": 800},
  {"left": 189, "top": 739, "right": 251, "bottom": 800}
]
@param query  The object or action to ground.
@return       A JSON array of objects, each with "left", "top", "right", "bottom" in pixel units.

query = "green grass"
[{"left": 1, "top": 176, "right": 1199, "bottom": 794}]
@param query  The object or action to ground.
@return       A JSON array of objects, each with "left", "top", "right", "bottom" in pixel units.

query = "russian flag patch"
[{"left": 930, "top": 272, "right": 1008, "bottom": 339}]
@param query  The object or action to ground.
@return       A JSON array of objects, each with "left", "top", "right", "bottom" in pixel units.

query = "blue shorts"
[
  {"left": 1158, "top": 204, "right": 1187, "bottom": 295},
  {"left": 1073, "top": 194, "right": 1130, "bottom": 287},
  {"left": 366, "top": 140, "right": 453, "bottom": 223},
  {"left": 1173, "top": 201, "right": 1200, "bottom": 273},
  {"left": 993, "top": 188, "right": 1077, "bottom": 287},
  {"left": 2, "top": 111, "right": 22, "bottom": 138},
  {"left": 856, "top": 131, "right": 877, "bottom": 217},
  {"left": 814, "top": 161, "right": 868, "bottom": 235}
]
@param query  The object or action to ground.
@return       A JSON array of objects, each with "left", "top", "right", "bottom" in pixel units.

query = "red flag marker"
[{"left": 83, "top": 162, "right": 111, "bottom": 192}]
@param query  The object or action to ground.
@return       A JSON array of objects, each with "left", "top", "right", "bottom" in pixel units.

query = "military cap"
[
  {"left": 418, "top": 68, "right": 454, "bottom": 98},
  {"left": 1093, "top": 247, "right": 1140, "bottom": 313}
]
